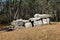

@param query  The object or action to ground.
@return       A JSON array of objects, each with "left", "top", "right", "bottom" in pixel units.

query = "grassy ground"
[{"left": 0, "top": 22, "right": 60, "bottom": 40}]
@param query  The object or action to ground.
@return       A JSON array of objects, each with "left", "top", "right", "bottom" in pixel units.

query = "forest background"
[{"left": 0, "top": 0, "right": 60, "bottom": 24}]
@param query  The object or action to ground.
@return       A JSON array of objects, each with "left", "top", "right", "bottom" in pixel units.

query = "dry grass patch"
[{"left": 0, "top": 22, "right": 60, "bottom": 40}]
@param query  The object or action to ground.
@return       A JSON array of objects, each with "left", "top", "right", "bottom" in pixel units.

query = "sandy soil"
[{"left": 0, "top": 22, "right": 60, "bottom": 40}]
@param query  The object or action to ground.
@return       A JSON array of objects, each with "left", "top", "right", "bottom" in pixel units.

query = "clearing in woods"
[{"left": 0, "top": 22, "right": 60, "bottom": 40}]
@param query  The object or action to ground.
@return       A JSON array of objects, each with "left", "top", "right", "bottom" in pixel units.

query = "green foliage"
[{"left": 0, "top": 0, "right": 60, "bottom": 24}]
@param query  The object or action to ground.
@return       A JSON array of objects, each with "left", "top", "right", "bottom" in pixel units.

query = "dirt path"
[{"left": 0, "top": 22, "right": 60, "bottom": 40}]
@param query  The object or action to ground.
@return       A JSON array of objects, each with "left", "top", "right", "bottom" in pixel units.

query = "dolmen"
[
  {"left": 34, "top": 14, "right": 52, "bottom": 25},
  {"left": 22, "top": 20, "right": 32, "bottom": 28},
  {"left": 29, "top": 18, "right": 42, "bottom": 27},
  {"left": 11, "top": 19, "right": 23, "bottom": 29},
  {"left": 11, "top": 14, "right": 52, "bottom": 29},
  {"left": 11, "top": 19, "right": 32, "bottom": 28}
]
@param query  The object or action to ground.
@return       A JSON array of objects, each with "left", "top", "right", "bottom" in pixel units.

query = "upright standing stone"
[
  {"left": 34, "top": 21, "right": 39, "bottom": 26},
  {"left": 25, "top": 22, "right": 32, "bottom": 28},
  {"left": 46, "top": 18, "right": 50, "bottom": 24},
  {"left": 38, "top": 20, "right": 43, "bottom": 25},
  {"left": 42, "top": 18, "right": 47, "bottom": 24}
]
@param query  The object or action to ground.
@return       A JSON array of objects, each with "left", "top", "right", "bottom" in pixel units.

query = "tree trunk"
[
  {"left": 54, "top": 10, "right": 58, "bottom": 21},
  {"left": 14, "top": 8, "right": 19, "bottom": 20}
]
